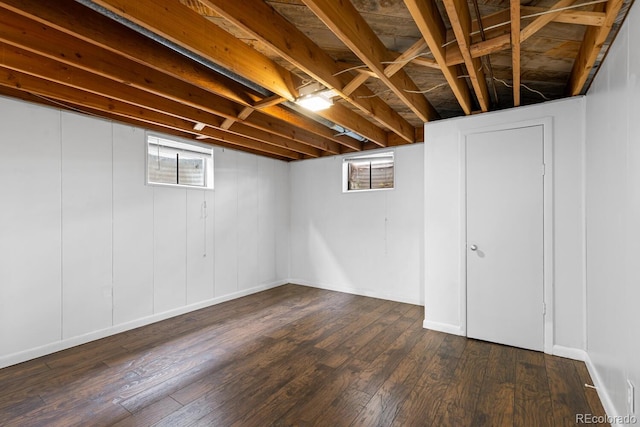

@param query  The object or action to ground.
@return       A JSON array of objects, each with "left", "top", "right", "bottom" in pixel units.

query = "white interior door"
[{"left": 466, "top": 125, "right": 544, "bottom": 352}]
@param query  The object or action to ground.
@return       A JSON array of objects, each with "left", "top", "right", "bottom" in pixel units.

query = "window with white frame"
[
  {"left": 343, "top": 151, "right": 394, "bottom": 192},
  {"left": 147, "top": 135, "right": 213, "bottom": 189}
]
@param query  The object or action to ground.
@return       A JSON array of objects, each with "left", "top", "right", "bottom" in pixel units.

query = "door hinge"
[
  {"left": 542, "top": 164, "right": 546, "bottom": 176},
  {"left": 543, "top": 302, "right": 547, "bottom": 315}
]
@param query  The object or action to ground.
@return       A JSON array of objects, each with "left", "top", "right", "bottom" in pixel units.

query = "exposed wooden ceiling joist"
[
  {"left": 404, "top": 0, "right": 474, "bottom": 115},
  {"left": 0, "top": 0, "right": 365, "bottom": 155},
  {"left": 387, "top": 39, "right": 431, "bottom": 80},
  {"left": 0, "top": 8, "right": 335, "bottom": 157},
  {"left": 302, "top": 0, "right": 440, "bottom": 125},
  {"left": 83, "top": 0, "right": 390, "bottom": 147},
  {"left": 0, "top": 44, "right": 320, "bottom": 157},
  {"left": 567, "top": 0, "right": 626, "bottom": 95},
  {"left": 95, "top": 1, "right": 299, "bottom": 102},
  {"left": 466, "top": 7, "right": 605, "bottom": 39},
  {"left": 511, "top": 0, "right": 522, "bottom": 107},
  {"left": 525, "top": 8, "right": 605, "bottom": 26},
  {"left": 198, "top": 0, "right": 409, "bottom": 144},
  {"left": 0, "top": 0, "right": 630, "bottom": 161},
  {"left": 522, "top": 0, "right": 580, "bottom": 42},
  {"left": 442, "top": 0, "right": 491, "bottom": 112},
  {"left": 450, "top": 2, "right": 608, "bottom": 67},
  {"left": 0, "top": 67, "right": 303, "bottom": 160}
]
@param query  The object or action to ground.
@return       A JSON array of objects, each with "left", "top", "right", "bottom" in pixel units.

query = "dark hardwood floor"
[{"left": 0, "top": 284, "right": 607, "bottom": 426}]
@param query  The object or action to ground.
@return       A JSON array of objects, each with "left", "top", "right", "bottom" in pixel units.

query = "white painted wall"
[
  {"left": 0, "top": 100, "right": 62, "bottom": 357},
  {"left": 0, "top": 96, "right": 290, "bottom": 368},
  {"left": 423, "top": 97, "right": 586, "bottom": 351},
  {"left": 584, "top": 4, "right": 640, "bottom": 421},
  {"left": 61, "top": 113, "right": 114, "bottom": 338},
  {"left": 289, "top": 145, "right": 424, "bottom": 305}
]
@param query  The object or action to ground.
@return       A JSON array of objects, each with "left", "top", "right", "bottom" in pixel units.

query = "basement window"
[
  {"left": 146, "top": 135, "right": 213, "bottom": 189},
  {"left": 343, "top": 151, "right": 394, "bottom": 192}
]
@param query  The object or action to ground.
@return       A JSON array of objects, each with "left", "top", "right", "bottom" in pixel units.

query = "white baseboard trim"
[
  {"left": 0, "top": 280, "right": 287, "bottom": 370},
  {"left": 545, "top": 346, "right": 629, "bottom": 426},
  {"left": 422, "top": 319, "right": 465, "bottom": 336},
  {"left": 552, "top": 345, "right": 587, "bottom": 361},
  {"left": 288, "top": 279, "right": 423, "bottom": 306},
  {"left": 583, "top": 352, "right": 628, "bottom": 427}
]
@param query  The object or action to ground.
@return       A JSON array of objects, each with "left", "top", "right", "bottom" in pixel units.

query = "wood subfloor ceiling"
[{"left": 0, "top": 284, "right": 605, "bottom": 426}]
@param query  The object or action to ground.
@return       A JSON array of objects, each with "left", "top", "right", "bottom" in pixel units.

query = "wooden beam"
[
  {"left": 0, "top": 84, "right": 282, "bottom": 159},
  {"left": 0, "top": 7, "right": 245, "bottom": 114},
  {"left": 411, "top": 57, "right": 440, "bottom": 70},
  {"left": 470, "top": 9, "right": 511, "bottom": 36},
  {"left": 199, "top": 0, "right": 402, "bottom": 144},
  {"left": 521, "top": 0, "right": 579, "bottom": 42},
  {"left": 224, "top": 122, "right": 321, "bottom": 157},
  {"left": 452, "top": 7, "right": 603, "bottom": 47},
  {"left": 197, "top": 127, "right": 305, "bottom": 160},
  {"left": 86, "top": 0, "right": 299, "bottom": 101},
  {"left": 315, "top": 102, "right": 385, "bottom": 145},
  {"left": 0, "top": 0, "right": 360, "bottom": 152},
  {"left": 567, "top": 0, "right": 625, "bottom": 95},
  {"left": 0, "top": 85, "right": 295, "bottom": 161},
  {"left": 0, "top": 42, "right": 226, "bottom": 125},
  {"left": 388, "top": 126, "right": 424, "bottom": 146},
  {"left": 0, "top": 68, "right": 303, "bottom": 160},
  {"left": 221, "top": 95, "right": 287, "bottom": 132},
  {"left": 442, "top": 0, "right": 490, "bottom": 111},
  {"left": 302, "top": 0, "right": 439, "bottom": 124},
  {"left": 0, "top": 6, "right": 345, "bottom": 155},
  {"left": 237, "top": 107, "right": 254, "bottom": 121},
  {"left": 521, "top": 7, "right": 606, "bottom": 26},
  {"left": 243, "top": 109, "right": 342, "bottom": 154},
  {"left": 0, "top": 43, "right": 323, "bottom": 158},
  {"left": 511, "top": 0, "right": 521, "bottom": 107},
  {"left": 453, "top": 4, "right": 604, "bottom": 64},
  {"left": 221, "top": 106, "right": 254, "bottom": 130},
  {"left": 221, "top": 95, "right": 286, "bottom": 132},
  {"left": 80, "top": 0, "right": 380, "bottom": 147},
  {"left": 220, "top": 118, "right": 235, "bottom": 130},
  {"left": 342, "top": 73, "right": 371, "bottom": 97},
  {"left": 405, "top": 0, "right": 473, "bottom": 115},
  {"left": 342, "top": 39, "right": 430, "bottom": 97},
  {"left": 258, "top": 105, "right": 362, "bottom": 151},
  {"left": 253, "top": 95, "right": 286, "bottom": 109},
  {"left": 356, "top": 69, "right": 379, "bottom": 78},
  {"left": 384, "top": 39, "right": 430, "bottom": 78},
  {"left": 469, "top": 34, "right": 512, "bottom": 60},
  {"left": 0, "top": 0, "right": 259, "bottom": 104}
]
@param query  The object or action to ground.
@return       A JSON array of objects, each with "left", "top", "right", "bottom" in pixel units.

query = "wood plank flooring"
[{"left": 0, "top": 284, "right": 607, "bottom": 426}]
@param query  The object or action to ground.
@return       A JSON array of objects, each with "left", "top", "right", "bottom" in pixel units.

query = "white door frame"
[{"left": 458, "top": 117, "right": 554, "bottom": 354}]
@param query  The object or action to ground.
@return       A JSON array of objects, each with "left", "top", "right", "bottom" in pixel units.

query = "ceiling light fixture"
[{"left": 295, "top": 82, "right": 336, "bottom": 112}]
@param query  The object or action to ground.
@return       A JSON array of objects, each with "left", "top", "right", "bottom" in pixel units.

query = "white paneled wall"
[
  {"left": 275, "top": 158, "right": 290, "bottom": 279},
  {"left": 289, "top": 145, "right": 424, "bottom": 305},
  {"left": 258, "top": 157, "right": 278, "bottom": 284},
  {"left": 61, "top": 113, "right": 114, "bottom": 339},
  {"left": 0, "top": 100, "right": 62, "bottom": 357},
  {"left": 186, "top": 189, "right": 215, "bottom": 304},
  {"left": 423, "top": 98, "right": 586, "bottom": 350},
  {"left": 214, "top": 148, "right": 239, "bottom": 296},
  {"left": 237, "top": 153, "right": 259, "bottom": 291},
  {"left": 112, "top": 124, "right": 154, "bottom": 325},
  {"left": 584, "top": 3, "right": 640, "bottom": 421},
  {"left": 0, "top": 96, "right": 289, "bottom": 368},
  {"left": 153, "top": 187, "right": 188, "bottom": 313}
]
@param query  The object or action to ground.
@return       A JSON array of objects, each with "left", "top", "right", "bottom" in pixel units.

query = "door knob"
[{"left": 470, "top": 245, "right": 478, "bottom": 251}]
